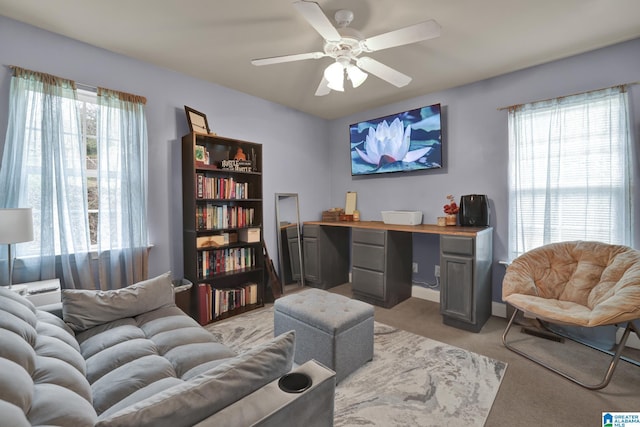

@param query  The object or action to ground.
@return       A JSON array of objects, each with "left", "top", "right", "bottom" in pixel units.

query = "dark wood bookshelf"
[{"left": 182, "top": 132, "right": 265, "bottom": 325}]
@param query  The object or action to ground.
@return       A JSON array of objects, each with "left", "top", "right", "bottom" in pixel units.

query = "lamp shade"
[
  {"left": 346, "top": 64, "right": 368, "bottom": 88},
  {"left": 324, "top": 62, "right": 345, "bottom": 92},
  {"left": 0, "top": 208, "right": 34, "bottom": 244}
]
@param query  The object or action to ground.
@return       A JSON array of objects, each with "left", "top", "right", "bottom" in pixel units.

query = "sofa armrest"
[{"left": 194, "top": 360, "right": 336, "bottom": 427}]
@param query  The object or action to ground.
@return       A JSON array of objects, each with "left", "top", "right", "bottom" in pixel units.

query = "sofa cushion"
[
  {"left": 0, "top": 400, "right": 31, "bottom": 427},
  {"left": 96, "top": 330, "right": 295, "bottom": 427},
  {"left": 0, "top": 358, "right": 33, "bottom": 411},
  {"left": 77, "top": 302, "right": 237, "bottom": 416},
  {"left": 35, "top": 334, "right": 87, "bottom": 375},
  {"left": 84, "top": 338, "right": 159, "bottom": 383},
  {"left": 36, "top": 314, "right": 79, "bottom": 351},
  {"left": 0, "top": 287, "right": 98, "bottom": 426},
  {"left": 0, "top": 291, "right": 37, "bottom": 343},
  {"left": 94, "top": 377, "right": 183, "bottom": 420},
  {"left": 28, "top": 383, "right": 97, "bottom": 427},
  {"left": 33, "top": 355, "right": 93, "bottom": 402},
  {"left": 76, "top": 318, "right": 147, "bottom": 359},
  {"left": 91, "top": 354, "right": 178, "bottom": 415},
  {"left": 62, "top": 272, "right": 175, "bottom": 332}
]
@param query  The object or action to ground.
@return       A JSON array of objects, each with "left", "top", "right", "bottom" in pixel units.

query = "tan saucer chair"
[{"left": 501, "top": 240, "right": 640, "bottom": 390}]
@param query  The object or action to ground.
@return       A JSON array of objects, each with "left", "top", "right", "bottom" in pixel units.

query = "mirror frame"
[{"left": 275, "top": 193, "right": 304, "bottom": 291}]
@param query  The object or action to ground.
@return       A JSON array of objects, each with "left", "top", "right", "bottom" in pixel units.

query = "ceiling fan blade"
[
  {"left": 362, "top": 20, "right": 441, "bottom": 52},
  {"left": 356, "top": 57, "right": 411, "bottom": 87},
  {"left": 315, "top": 77, "right": 331, "bottom": 96},
  {"left": 293, "top": 1, "right": 341, "bottom": 42},
  {"left": 251, "top": 51, "right": 326, "bottom": 66}
]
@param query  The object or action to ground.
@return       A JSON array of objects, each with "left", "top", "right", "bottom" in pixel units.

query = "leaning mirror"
[{"left": 275, "top": 193, "right": 304, "bottom": 292}]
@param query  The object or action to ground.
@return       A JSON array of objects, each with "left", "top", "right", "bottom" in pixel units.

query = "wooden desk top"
[{"left": 304, "top": 220, "right": 491, "bottom": 237}]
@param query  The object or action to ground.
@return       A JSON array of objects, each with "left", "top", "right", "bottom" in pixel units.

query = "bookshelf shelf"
[
  {"left": 197, "top": 266, "right": 264, "bottom": 281},
  {"left": 182, "top": 132, "right": 265, "bottom": 325}
]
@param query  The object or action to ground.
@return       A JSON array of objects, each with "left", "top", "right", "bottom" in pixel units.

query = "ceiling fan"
[{"left": 251, "top": 1, "right": 441, "bottom": 96}]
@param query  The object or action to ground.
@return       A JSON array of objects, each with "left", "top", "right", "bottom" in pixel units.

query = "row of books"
[
  {"left": 196, "top": 174, "right": 251, "bottom": 200},
  {"left": 197, "top": 282, "right": 259, "bottom": 324},
  {"left": 197, "top": 246, "right": 256, "bottom": 278},
  {"left": 196, "top": 205, "right": 255, "bottom": 230}
]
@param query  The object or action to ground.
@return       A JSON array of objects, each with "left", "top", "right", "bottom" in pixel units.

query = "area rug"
[{"left": 206, "top": 306, "right": 507, "bottom": 426}]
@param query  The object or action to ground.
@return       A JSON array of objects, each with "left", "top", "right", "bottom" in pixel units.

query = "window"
[
  {"left": 77, "top": 89, "right": 99, "bottom": 246},
  {"left": 0, "top": 66, "right": 148, "bottom": 289},
  {"left": 16, "top": 88, "right": 99, "bottom": 254},
  {"left": 508, "top": 86, "right": 632, "bottom": 260}
]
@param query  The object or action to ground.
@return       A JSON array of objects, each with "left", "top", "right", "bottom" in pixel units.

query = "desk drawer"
[
  {"left": 441, "top": 235, "right": 474, "bottom": 256},
  {"left": 352, "top": 243, "right": 385, "bottom": 271},
  {"left": 352, "top": 267, "right": 384, "bottom": 299},
  {"left": 285, "top": 225, "right": 300, "bottom": 239},
  {"left": 352, "top": 228, "right": 386, "bottom": 246},
  {"left": 304, "top": 224, "right": 319, "bottom": 238}
]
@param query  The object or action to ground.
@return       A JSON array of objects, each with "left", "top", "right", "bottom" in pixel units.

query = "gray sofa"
[{"left": 0, "top": 273, "right": 335, "bottom": 427}]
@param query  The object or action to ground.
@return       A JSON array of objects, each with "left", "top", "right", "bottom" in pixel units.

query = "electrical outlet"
[
  {"left": 434, "top": 265, "right": 440, "bottom": 277},
  {"left": 412, "top": 262, "right": 418, "bottom": 273}
]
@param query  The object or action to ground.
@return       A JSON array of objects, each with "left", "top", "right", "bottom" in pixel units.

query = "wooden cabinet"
[
  {"left": 181, "top": 132, "right": 264, "bottom": 325},
  {"left": 351, "top": 228, "right": 412, "bottom": 308},
  {"left": 303, "top": 224, "right": 349, "bottom": 289},
  {"left": 439, "top": 229, "right": 493, "bottom": 332}
]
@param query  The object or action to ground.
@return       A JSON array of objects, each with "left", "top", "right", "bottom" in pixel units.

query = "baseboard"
[
  {"left": 412, "top": 289, "right": 640, "bottom": 351},
  {"left": 617, "top": 327, "right": 640, "bottom": 350},
  {"left": 492, "top": 301, "right": 507, "bottom": 318},
  {"left": 411, "top": 285, "right": 439, "bottom": 303}
]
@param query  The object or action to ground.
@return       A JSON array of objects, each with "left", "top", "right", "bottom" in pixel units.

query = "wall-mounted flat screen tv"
[{"left": 349, "top": 103, "right": 442, "bottom": 176}]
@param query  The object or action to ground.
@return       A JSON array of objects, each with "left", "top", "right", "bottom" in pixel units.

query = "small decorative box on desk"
[
  {"left": 321, "top": 209, "right": 343, "bottom": 222},
  {"left": 381, "top": 210, "right": 423, "bottom": 226}
]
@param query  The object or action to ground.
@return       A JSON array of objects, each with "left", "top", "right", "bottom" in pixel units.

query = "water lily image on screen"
[{"left": 350, "top": 103, "right": 442, "bottom": 176}]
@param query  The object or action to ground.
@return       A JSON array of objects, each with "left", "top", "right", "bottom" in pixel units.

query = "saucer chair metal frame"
[{"left": 502, "top": 308, "right": 640, "bottom": 390}]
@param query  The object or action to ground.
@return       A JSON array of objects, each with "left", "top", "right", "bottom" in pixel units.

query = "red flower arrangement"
[{"left": 443, "top": 195, "right": 459, "bottom": 215}]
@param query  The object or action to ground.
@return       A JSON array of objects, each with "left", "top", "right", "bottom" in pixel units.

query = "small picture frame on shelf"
[
  {"left": 185, "top": 105, "right": 211, "bottom": 134},
  {"left": 194, "top": 145, "right": 206, "bottom": 164}
]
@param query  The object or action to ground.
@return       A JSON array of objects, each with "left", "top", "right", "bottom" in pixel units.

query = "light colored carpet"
[{"left": 206, "top": 306, "right": 507, "bottom": 426}]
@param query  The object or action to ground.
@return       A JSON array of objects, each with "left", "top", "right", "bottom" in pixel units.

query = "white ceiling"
[{"left": 1, "top": 0, "right": 639, "bottom": 120}]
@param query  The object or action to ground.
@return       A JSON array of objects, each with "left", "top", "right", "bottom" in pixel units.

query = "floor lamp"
[{"left": 0, "top": 208, "right": 34, "bottom": 289}]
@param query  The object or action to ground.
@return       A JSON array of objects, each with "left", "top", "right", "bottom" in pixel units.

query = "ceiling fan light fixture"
[
  {"left": 346, "top": 64, "right": 368, "bottom": 88},
  {"left": 253, "top": 2, "right": 442, "bottom": 96},
  {"left": 324, "top": 61, "right": 345, "bottom": 92}
]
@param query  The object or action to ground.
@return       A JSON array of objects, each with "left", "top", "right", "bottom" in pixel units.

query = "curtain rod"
[{"left": 497, "top": 81, "right": 640, "bottom": 111}]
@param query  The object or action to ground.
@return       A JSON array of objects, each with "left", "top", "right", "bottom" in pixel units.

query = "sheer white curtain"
[
  {"left": 0, "top": 67, "right": 94, "bottom": 288},
  {"left": 508, "top": 86, "right": 632, "bottom": 260},
  {"left": 96, "top": 88, "right": 148, "bottom": 289}
]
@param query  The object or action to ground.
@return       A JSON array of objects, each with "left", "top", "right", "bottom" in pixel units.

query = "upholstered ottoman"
[{"left": 274, "top": 288, "right": 374, "bottom": 383}]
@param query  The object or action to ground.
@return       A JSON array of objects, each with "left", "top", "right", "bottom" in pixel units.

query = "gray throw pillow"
[{"left": 62, "top": 273, "right": 175, "bottom": 332}]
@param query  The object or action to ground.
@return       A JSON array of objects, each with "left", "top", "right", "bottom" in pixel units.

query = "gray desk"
[{"left": 304, "top": 221, "right": 493, "bottom": 332}]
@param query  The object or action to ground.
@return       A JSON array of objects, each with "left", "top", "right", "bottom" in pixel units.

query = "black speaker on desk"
[{"left": 458, "top": 195, "right": 490, "bottom": 226}]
